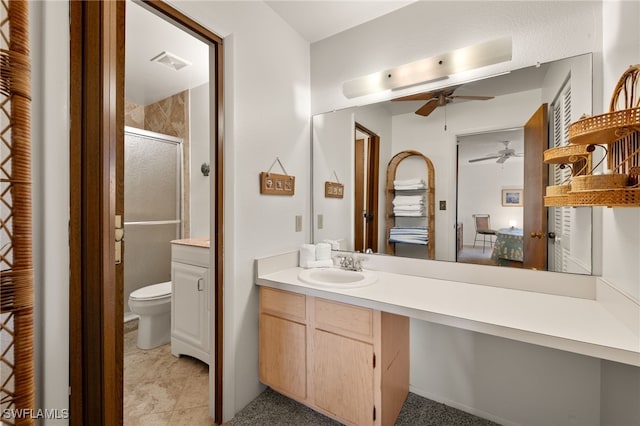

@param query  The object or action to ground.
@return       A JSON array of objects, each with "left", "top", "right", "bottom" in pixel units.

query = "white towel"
[
  {"left": 393, "top": 195, "right": 425, "bottom": 206},
  {"left": 315, "top": 243, "right": 332, "bottom": 261},
  {"left": 393, "top": 178, "right": 424, "bottom": 186},
  {"left": 393, "top": 205, "right": 424, "bottom": 212},
  {"left": 304, "top": 259, "right": 334, "bottom": 269},
  {"left": 393, "top": 210, "right": 424, "bottom": 217},
  {"left": 394, "top": 184, "right": 427, "bottom": 190},
  {"left": 299, "top": 244, "right": 316, "bottom": 268},
  {"left": 322, "top": 239, "right": 341, "bottom": 250}
]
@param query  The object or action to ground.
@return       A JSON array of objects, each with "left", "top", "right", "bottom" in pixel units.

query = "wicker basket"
[
  {"left": 568, "top": 188, "right": 640, "bottom": 207},
  {"left": 568, "top": 107, "right": 640, "bottom": 145},
  {"left": 543, "top": 145, "right": 591, "bottom": 164},
  {"left": 544, "top": 195, "right": 570, "bottom": 207},
  {"left": 546, "top": 184, "right": 571, "bottom": 196},
  {"left": 571, "top": 174, "right": 628, "bottom": 191}
]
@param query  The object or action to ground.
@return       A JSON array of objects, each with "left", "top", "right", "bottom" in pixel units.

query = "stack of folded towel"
[
  {"left": 300, "top": 243, "right": 334, "bottom": 268},
  {"left": 392, "top": 195, "right": 425, "bottom": 216},
  {"left": 389, "top": 226, "right": 429, "bottom": 245},
  {"left": 393, "top": 178, "right": 426, "bottom": 190}
]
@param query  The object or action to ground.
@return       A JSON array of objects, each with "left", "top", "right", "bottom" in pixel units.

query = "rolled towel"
[
  {"left": 315, "top": 243, "right": 332, "bottom": 261},
  {"left": 306, "top": 259, "right": 334, "bottom": 269},
  {"left": 322, "top": 239, "right": 340, "bottom": 250},
  {"left": 299, "top": 244, "right": 316, "bottom": 268}
]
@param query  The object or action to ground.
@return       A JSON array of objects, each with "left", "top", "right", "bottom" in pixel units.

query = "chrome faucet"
[{"left": 338, "top": 254, "right": 365, "bottom": 272}]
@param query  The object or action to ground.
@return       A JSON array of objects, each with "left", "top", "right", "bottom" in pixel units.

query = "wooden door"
[
  {"left": 354, "top": 138, "right": 365, "bottom": 252},
  {"left": 523, "top": 104, "right": 549, "bottom": 270},
  {"left": 259, "top": 314, "right": 307, "bottom": 400},
  {"left": 366, "top": 135, "right": 380, "bottom": 252},
  {"left": 313, "top": 329, "right": 374, "bottom": 426}
]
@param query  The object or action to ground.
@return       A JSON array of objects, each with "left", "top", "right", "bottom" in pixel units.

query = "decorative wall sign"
[
  {"left": 324, "top": 170, "right": 344, "bottom": 198},
  {"left": 325, "top": 181, "right": 344, "bottom": 198},
  {"left": 260, "top": 157, "right": 295, "bottom": 195}
]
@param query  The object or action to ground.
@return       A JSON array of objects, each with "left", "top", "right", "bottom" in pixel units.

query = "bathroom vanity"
[
  {"left": 256, "top": 250, "right": 640, "bottom": 425},
  {"left": 259, "top": 286, "right": 409, "bottom": 426},
  {"left": 171, "top": 238, "right": 211, "bottom": 365}
]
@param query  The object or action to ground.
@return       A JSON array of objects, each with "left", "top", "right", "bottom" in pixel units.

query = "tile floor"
[{"left": 124, "top": 329, "right": 213, "bottom": 425}]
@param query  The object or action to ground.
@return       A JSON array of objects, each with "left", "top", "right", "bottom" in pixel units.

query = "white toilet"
[{"left": 128, "top": 281, "right": 172, "bottom": 350}]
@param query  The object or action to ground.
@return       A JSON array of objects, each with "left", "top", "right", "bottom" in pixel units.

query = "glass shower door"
[{"left": 124, "top": 127, "right": 182, "bottom": 310}]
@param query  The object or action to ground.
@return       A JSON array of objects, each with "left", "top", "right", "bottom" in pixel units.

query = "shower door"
[{"left": 124, "top": 127, "right": 182, "bottom": 311}]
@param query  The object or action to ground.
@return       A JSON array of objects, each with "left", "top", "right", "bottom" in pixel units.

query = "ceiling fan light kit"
[{"left": 342, "top": 37, "right": 512, "bottom": 99}]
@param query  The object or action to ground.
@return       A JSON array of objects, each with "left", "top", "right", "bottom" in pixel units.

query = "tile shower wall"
[{"left": 125, "top": 90, "right": 191, "bottom": 237}]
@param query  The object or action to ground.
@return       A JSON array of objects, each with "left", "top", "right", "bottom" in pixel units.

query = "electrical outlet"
[
  {"left": 317, "top": 214, "right": 323, "bottom": 229},
  {"left": 439, "top": 200, "right": 446, "bottom": 210},
  {"left": 295, "top": 215, "right": 302, "bottom": 232}
]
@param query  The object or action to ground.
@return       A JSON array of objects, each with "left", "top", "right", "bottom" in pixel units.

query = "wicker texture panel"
[{"left": 0, "top": 0, "right": 34, "bottom": 424}]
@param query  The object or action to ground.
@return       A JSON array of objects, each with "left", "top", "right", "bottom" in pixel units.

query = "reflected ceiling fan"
[
  {"left": 468, "top": 141, "right": 523, "bottom": 164},
  {"left": 391, "top": 85, "right": 494, "bottom": 117}
]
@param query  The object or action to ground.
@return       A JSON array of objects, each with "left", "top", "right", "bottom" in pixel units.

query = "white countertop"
[{"left": 257, "top": 266, "right": 640, "bottom": 366}]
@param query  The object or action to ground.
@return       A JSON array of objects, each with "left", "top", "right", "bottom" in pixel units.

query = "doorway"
[
  {"left": 69, "top": 1, "right": 224, "bottom": 423},
  {"left": 354, "top": 123, "right": 380, "bottom": 253}
]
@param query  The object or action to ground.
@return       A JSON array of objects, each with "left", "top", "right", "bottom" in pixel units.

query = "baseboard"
[{"left": 408, "top": 385, "right": 521, "bottom": 426}]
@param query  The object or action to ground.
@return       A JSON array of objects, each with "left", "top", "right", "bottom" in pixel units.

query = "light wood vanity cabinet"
[{"left": 259, "top": 287, "right": 409, "bottom": 426}]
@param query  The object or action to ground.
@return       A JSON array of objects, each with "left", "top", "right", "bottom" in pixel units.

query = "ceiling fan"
[
  {"left": 391, "top": 85, "right": 494, "bottom": 117},
  {"left": 468, "top": 141, "right": 523, "bottom": 164}
]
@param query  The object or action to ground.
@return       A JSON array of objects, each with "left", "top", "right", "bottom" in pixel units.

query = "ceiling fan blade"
[
  {"left": 450, "top": 95, "right": 495, "bottom": 100},
  {"left": 392, "top": 92, "right": 437, "bottom": 102},
  {"left": 468, "top": 155, "right": 502, "bottom": 163},
  {"left": 496, "top": 156, "right": 509, "bottom": 164},
  {"left": 415, "top": 99, "right": 439, "bottom": 116}
]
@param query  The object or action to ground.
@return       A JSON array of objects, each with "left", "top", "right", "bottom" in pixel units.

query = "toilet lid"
[{"left": 130, "top": 281, "right": 172, "bottom": 301}]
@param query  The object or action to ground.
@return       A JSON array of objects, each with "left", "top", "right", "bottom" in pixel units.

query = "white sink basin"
[{"left": 298, "top": 268, "right": 377, "bottom": 288}]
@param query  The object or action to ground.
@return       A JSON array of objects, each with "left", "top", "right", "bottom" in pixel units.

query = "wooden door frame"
[
  {"left": 523, "top": 104, "right": 548, "bottom": 270},
  {"left": 354, "top": 123, "right": 380, "bottom": 252},
  {"left": 69, "top": 1, "right": 225, "bottom": 423}
]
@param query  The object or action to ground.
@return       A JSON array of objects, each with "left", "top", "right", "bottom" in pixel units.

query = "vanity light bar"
[{"left": 342, "top": 37, "right": 512, "bottom": 99}]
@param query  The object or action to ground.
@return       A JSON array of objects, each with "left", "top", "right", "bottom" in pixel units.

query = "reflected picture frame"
[{"left": 502, "top": 189, "right": 523, "bottom": 207}]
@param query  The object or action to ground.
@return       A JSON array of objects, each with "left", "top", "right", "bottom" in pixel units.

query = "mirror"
[{"left": 312, "top": 53, "right": 593, "bottom": 275}]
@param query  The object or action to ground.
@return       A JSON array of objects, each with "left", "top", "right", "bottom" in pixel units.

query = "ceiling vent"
[{"left": 150, "top": 51, "right": 191, "bottom": 71}]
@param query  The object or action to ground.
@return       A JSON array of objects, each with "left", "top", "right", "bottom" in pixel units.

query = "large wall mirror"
[{"left": 312, "top": 53, "right": 593, "bottom": 275}]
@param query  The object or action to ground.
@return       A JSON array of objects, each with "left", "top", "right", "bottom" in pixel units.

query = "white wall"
[
  {"left": 598, "top": 2, "right": 640, "bottom": 425},
  {"left": 31, "top": 1, "right": 70, "bottom": 424},
  {"left": 311, "top": 1, "right": 602, "bottom": 114},
  {"left": 166, "top": 1, "right": 311, "bottom": 420},
  {"left": 189, "top": 83, "right": 210, "bottom": 238},
  {"left": 312, "top": 109, "right": 353, "bottom": 247}
]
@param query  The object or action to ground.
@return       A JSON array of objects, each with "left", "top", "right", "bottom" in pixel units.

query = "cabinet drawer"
[
  {"left": 260, "top": 287, "right": 306, "bottom": 323},
  {"left": 314, "top": 298, "right": 373, "bottom": 342}
]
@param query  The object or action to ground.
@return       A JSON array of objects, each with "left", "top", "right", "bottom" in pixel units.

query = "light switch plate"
[
  {"left": 317, "top": 214, "right": 323, "bottom": 229},
  {"left": 439, "top": 200, "right": 446, "bottom": 210},
  {"left": 295, "top": 215, "right": 302, "bottom": 232}
]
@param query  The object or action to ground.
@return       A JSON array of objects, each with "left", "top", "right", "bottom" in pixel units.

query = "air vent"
[{"left": 150, "top": 51, "right": 191, "bottom": 71}]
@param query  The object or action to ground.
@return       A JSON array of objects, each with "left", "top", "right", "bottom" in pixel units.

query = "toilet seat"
[{"left": 130, "top": 281, "right": 171, "bottom": 301}]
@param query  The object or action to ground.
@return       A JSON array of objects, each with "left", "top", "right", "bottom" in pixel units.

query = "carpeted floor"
[
  {"left": 457, "top": 245, "right": 496, "bottom": 266},
  {"left": 227, "top": 388, "right": 499, "bottom": 426}
]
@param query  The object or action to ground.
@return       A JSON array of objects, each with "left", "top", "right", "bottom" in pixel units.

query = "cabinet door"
[
  {"left": 171, "top": 262, "right": 208, "bottom": 352},
  {"left": 259, "top": 313, "right": 306, "bottom": 400},
  {"left": 313, "top": 329, "right": 374, "bottom": 426}
]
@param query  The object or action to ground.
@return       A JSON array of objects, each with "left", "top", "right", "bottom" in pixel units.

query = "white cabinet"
[{"left": 171, "top": 243, "right": 210, "bottom": 365}]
